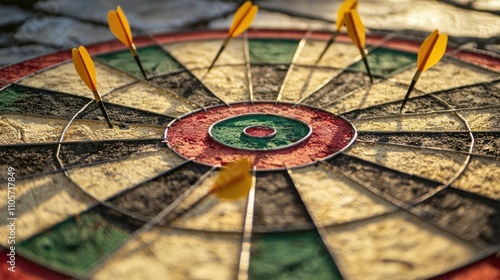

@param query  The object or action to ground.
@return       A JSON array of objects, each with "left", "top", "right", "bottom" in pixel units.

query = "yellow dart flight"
[
  {"left": 206, "top": 1, "right": 258, "bottom": 74},
  {"left": 316, "top": 0, "right": 358, "bottom": 63},
  {"left": 210, "top": 159, "right": 252, "bottom": 200},
  {"left": 108, "top": 6, "right": 148, "bottom": 79},
  {"left": 72, "top": 46, "right": 113, "bottom": 128},
  {"left": 400, "top": 29, "right": 448, "bottom": 112},
  {"left": 344, "top": 9, "right": 373, "bottom": 83}
]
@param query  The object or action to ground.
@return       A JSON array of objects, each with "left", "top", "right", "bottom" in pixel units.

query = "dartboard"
[{"left": 0, "top": 29, "right": 499, "bottom": 280}]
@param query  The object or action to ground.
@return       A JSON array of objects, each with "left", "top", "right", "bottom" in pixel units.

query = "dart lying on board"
[
  {"left": 72, "top": 46, "right": 113, "bottom": 128},
  {"left": 316, "top": 0, "right": 358, "bottom": 63},
  {"left": 108, "top": 6, "right": 148, "bottom": 80},
  {"left": 400, "top": 29, "right": 448, "bottom": 113},
  {"left": 344, "top": 9, "right": 373, "bottom": 83},
  {"left": 206, "top": 1, "right": 258, "bottom": 75}
]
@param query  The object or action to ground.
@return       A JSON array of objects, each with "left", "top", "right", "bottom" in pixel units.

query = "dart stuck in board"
[
  {"left": 316, "top": 0, "right": 358, "bottom": 63},
  {"left": 206, "top": 1, "right": 258, "bottom": 75},
  {"left": 344, "top": 9, "right": 373, "bottom": 83},
  {"left": 108, "top": 6, "right": 148, "bottom": 80},
  {"left": 400, "top": 29, "right": 448, "bottom": 113},
  {"left": 71, "top": 46, "right": 113, "bottom": 128}
]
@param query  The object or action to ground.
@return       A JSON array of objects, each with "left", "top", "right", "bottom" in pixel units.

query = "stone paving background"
[{"left": 0, "top": 0, "right": 499, "bottom": 68}]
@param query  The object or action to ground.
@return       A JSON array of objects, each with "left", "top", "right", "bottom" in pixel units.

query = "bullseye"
[{"left": 243, "top": 125, "right": 276, "bottom": 138}]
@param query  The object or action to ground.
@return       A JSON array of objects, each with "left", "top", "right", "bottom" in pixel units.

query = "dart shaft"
[
  {"left": 316, "top": 31, "right": 338, "bottom": 64},
  {"left": 207, "top": 37, "right": 231, "bottom": 75},
  {"left": 129, "top": 45, "right": 148, "bottom": 80},
  {"left": 96, "top": 99, "right": 113, "bottom": 128},
  {"left": 361, "top": 53, "right": 373, "bottom": 83},
  {"left": 400, "top": 70, "right": 421, "bottom": 113}
]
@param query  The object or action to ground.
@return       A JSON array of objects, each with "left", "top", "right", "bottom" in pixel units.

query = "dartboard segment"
[
  {"left": 289, "top": 164, "right": 395, "bottom": 226},
  {"left": 18, "top": 61, "right": 136, "bottom": 98},
  {"left": 165, "top": 38, "right": 250, "bottom": 103},
  {"left": 323, "top": 211, "right": 481, "bottom": 280},
  {"left": 0, "top": 172, "right": 94, "bottom": 245}
]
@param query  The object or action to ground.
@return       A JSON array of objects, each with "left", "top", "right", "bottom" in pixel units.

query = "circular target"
[
  {"left": 0, "top": 28, "right": 499, "bottom": 280},
  {"left": 166, "top": 102, "right": 356, "bottom": 170}
]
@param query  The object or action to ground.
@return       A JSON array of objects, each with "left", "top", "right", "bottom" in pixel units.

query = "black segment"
[
  {"left": 59, "top": 140, "right": 163, "bottom": 167},
  {"left": 328, "top": 154, "right": 440, "bottom": 203},
  {"left": 433, "top": 81, "right": 500, "bottom": 109},
  {"left": 416, "top": 187, "right": 500, "bottom": 247},
  {"left": 357, "top": 132, "right": 471, "bottom": 152},
  {"left": 150, "top": 71, "right": 220, "bottom": 106},
  {"left": 0, "top": 143, "right": 58, "bottom": 179},
  {"left": 106, "top": 162, "right": 210, "bottom": 222},
  {"left": 254, "top": 171, "right": 314, "bottom": 232},
  {"left": 79, "top": 100, "right": 174, "bottom": 126},
  {"left": 342, "top": 95, "right": 448, "bottom": 120},
  {"left": 0, "top": 84, "right": 90, "bottom": 117},
  {"left": 252, "top": 65, "right": 288, "bottom": 101},
  {"left": 473, "top": 133, "right": 500, "bottom": 157},
  {"left": 305, "top": 71, "right": 379, "bottom": 108}
]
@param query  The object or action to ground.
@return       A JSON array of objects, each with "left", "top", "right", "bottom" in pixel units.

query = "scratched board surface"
[{"left": 0, "top": 29, "right": 499, "bottom": 280}]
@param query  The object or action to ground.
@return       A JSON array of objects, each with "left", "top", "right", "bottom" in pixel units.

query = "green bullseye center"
[{"left": 209, "top": 114, "right": 312, "bottom": 151}]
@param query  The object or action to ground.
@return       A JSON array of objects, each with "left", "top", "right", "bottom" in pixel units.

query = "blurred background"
[{"left": 0, "top": 0, "right": 499, "bottom": 67}]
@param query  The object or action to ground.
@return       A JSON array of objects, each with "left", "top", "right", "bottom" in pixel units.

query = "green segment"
[
  {"left": 0, "top": 85, "right": 27, "bottom": 112},
  {"left": 348, "top": 47, "right": 417, "bottom": 76},
  {"left": 249, "top": 39, "right": 299, "bottom": 64},
  {"left": 210, "top": 114, "right": 310, "bottom": 150},
  {"left": 249, "top": 232, "right": 342, "bottom": 280},
  {"left": 18, "top": 208, "right": 137, "bottom": 277},
  {"left": 97, "top": 45, "right": 182, "bottom": 78}
]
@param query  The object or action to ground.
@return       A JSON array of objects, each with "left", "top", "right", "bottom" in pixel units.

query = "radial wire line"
[
  {"left": 275, "top": 30, "right": 312, "bottom": 103},
  {"left": 243, "top": 33, "right": 255, "bottom": 103},
  {"left": 284, "top": 165, "right": 347, "bottom": 280},
  {"left": 237, "top": 166, "right": 257, "bottom": 280},
  {"left": 320, "top": 159, "right": 487, "bottom": 252},
  {"left": 86, "top": 165, "right": 218, "bottom": 277}
]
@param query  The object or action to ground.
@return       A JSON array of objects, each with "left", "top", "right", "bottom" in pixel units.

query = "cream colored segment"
[
  {"left": 296, "top": 40, "right": 360, "bottom": 67},
  {"left": 345, "top": 142, "right": 468, "bottom": 184},
  {"left": 460, "top": 108, "right": 500, "bottom": 131},
  {"left": 454, "top": 156, "right": 500, "bottom": 200},
  {"left": 290, "top": 165, "right": 394, "bottom": 226},
  {"left": 0, "top": 173, "right": 95, "bottom": 246},
  {"left": 19, "top": 61, "right": 136, "bottom": 98},
  {"left": 326, "top": 81, "right": 409, "bottom": 114},
  {"left": 352, "top": 113, "right": 465, "bottom": 131},
  {"left": 164, "top": 38, "right": 246, "bottom": 69},
  {"left": 324, "top": 211, "right": 479, "bottom": 280},
  {"left": 67, "top": 149, "right": 184, "bottom": 201},
  {"left": 64, "top": 120, "right": 164, "bottom": 141},
  {"left": 280, "top": 66, "right": 340, "bottom": 102},
  {"left": 170, "top": 171, "right": 246, "bottom": 232},
  {"left": 192, "top": 65, "right": 249, "bottom": 103},
  {"left": 390, "top": 59, "right": 498, "bottom": 94},
  {"left": 103, "top": 82, "right": 196, "bottom": 117},
  {"left": 0, "top": 114, "right": 66, "bottom": 144},
  {"left": 94, "top": 227, "right": 240, "bottom": 280}
]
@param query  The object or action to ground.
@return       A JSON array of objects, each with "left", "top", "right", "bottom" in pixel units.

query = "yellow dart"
[
  {"left": 108, "top": 6, "right": 147, "bottom": 80},
  {"left": 72, "top": 46, "right": 113, "bottom": 128},
  {"left": 316, "top": 0, "right": 358, "bottom": 63},
  {"left": 400, "top": 29, "right": 448, "bottom": 113},
  {"left": 206, "top": 1, "right": 258, "bottom": 74},
  {"left": 210, "top": 159, "right": 252, "bottom": 200},
  {"left": 344, "top": 9, "right": 373, "bottom": 83}
]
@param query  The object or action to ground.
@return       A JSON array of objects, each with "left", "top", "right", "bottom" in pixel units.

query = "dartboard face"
[{"left": 0, "top": 29, "right": 499, "bottom": 280}]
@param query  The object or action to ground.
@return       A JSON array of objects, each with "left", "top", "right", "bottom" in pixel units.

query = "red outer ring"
[
  {"left": 1, "top": 29, "right": 499, "bottom": 88},
  {"left": 166, "top": 102, "right": 356, "bottom": 170}
]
